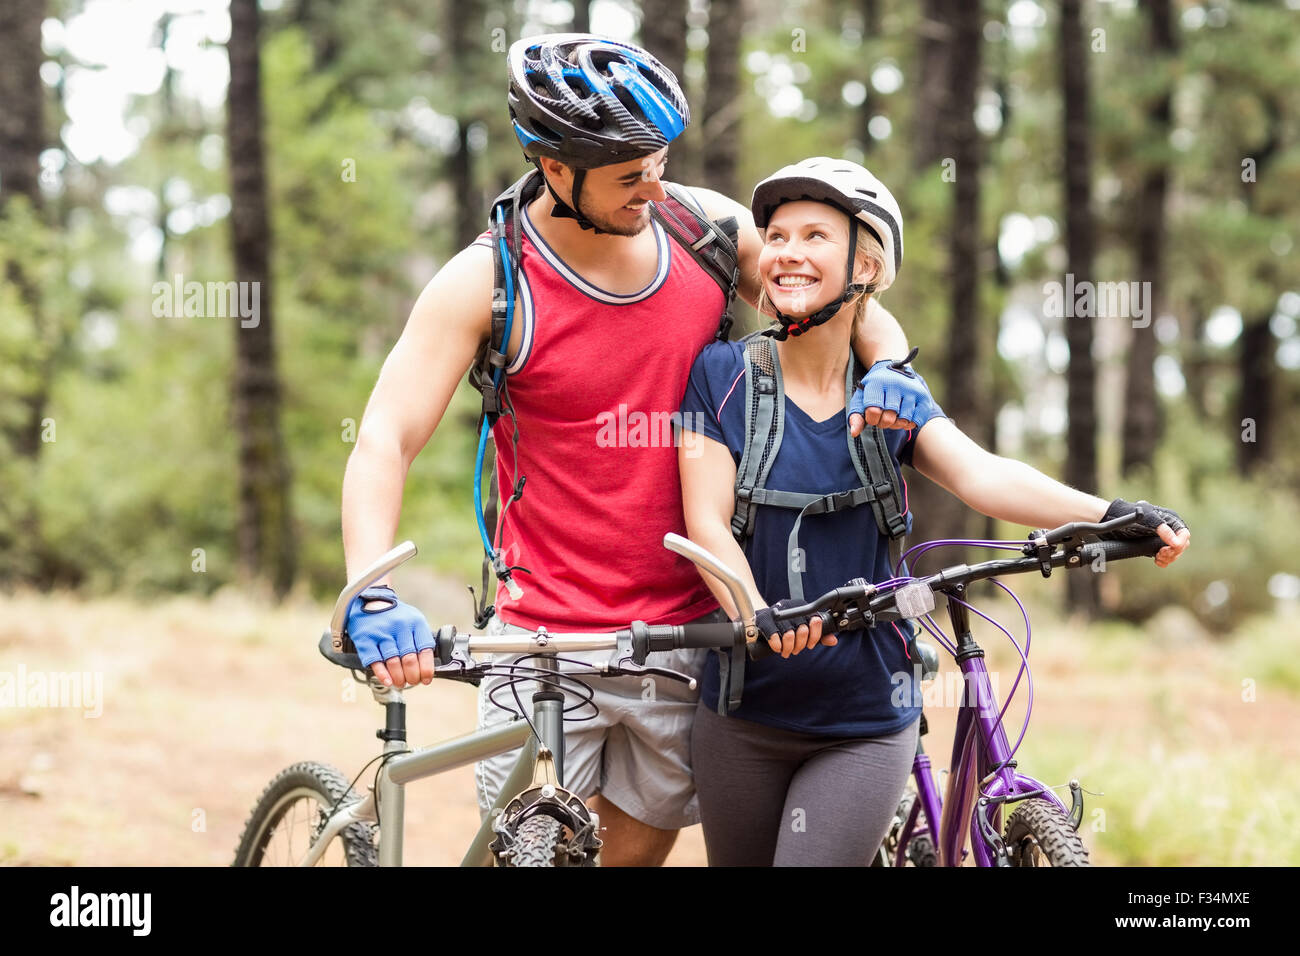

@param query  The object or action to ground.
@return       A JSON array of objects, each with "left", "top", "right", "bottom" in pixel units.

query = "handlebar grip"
[
  {"left": 1079, "top": 536, "right": 1163, "bottom": 563},
  {"left": 675, "top": 621, "right": 745, "bottom": 650},
  {"left": 746, "top": 611, "right": 834, "bottom": 661}
]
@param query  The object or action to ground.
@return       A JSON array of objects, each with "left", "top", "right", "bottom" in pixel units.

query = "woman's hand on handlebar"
[
  {"left": 1100, "top": 498, "right": 1190, "bottom": 570},
  {"left": 755, "top": 602, "right": 837, "bottom": 659},
  {"left": 1152, "top": 522, "right": 1190, "bottom": 569}
]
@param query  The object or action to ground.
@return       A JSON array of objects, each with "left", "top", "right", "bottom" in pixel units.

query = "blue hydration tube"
[{"left": 472, "top": 206, "right": 522, "bottom": 599}]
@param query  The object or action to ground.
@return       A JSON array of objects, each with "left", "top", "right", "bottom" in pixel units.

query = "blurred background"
[{"left": 1, "top": 0, "right": 1297, "bottom": 866}]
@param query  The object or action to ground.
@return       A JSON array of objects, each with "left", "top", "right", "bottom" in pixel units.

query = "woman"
[{"left": 676, "top": 157, "right": 1191, "bottom": 867}]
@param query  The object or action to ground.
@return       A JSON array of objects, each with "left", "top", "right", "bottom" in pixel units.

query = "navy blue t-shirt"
[{"left": 679, "top": 339, "right": 946, "bottom": 737}]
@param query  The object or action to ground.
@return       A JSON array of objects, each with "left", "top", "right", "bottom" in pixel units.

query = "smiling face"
[
  {"left": 539, "top": 148, "right": 669, "bottom": 237},
  {"left": 758, "top": 200, "right": 855, "bottom": 317}
]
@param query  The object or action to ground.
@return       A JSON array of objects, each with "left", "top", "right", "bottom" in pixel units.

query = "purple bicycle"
[{"left": 750, "top": 510, "right": 1166, "bottom": 867}]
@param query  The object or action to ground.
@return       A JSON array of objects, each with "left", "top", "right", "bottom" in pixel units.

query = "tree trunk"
[
  {"left": 156, "top": 13, "right": 177, "bottom": 282},
  {"left": 573, "top": 0, "right": 590, "bottom": 34},
  {"left": 943, "top": 0, "right": 986, "bottom": 452},
  {"left": 1237, "top": 314, "right": 1274, "bottom": 474},
  {"left": 913, "top": 0, "right": 951, "bottom": 170},
  {"left": 228, "top": 0, "right": 296, "bottom": 597},
  {"left": 0, "top": 0, "right": 49, "bottom": 459},
  {"left": 640, "top": 0, "right": 691, "bottom": 182},
  {"left": 0, "top": 1, "right": 44, "bottom": 211},
  {"left": 1060, "top": 0, "right": 1100, "bottom": 617},
  {"left": 1122, "top": 0, "right": 1176, "bottom": 477},
  {"left": 900, "top": 0, "right": 985, "bottom": 565},
  {"left": 448, "top": 0, "right": 482, "bottom": 250},
  {"left": 1235, "top": 95, "right": 1281, "bottom": 476},
  {"left": 858, "top": 0, "right": 882, "bottom": 155},
  {"left": 641, "top": 0, "right": 688, "bottom": 88},
  {"left": 702, "top": 0, "right": 742, "bottom": 200},
  {"left": 0, "top": 0, "right": 48, "bottom": 585}
]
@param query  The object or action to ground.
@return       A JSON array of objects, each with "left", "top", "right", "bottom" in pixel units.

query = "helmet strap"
[
  {"left": 536, "top": 161, "right": 608, "bottom": 234},
  {"left": 764, "top": 217, "right": 863, "bottom": 341}
]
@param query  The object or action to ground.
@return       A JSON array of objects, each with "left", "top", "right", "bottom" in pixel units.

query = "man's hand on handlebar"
[
  {"left": 755, "top": 600, "right": 837, "bottom": 659},
  {"left": 345, "top": 585, "right": 438, "bottom": 688}
]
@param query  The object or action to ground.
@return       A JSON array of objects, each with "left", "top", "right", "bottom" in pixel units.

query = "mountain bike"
[
  {"left": 820, "top": 513, "right": 1166, "bottom": 867},
  {"left": 232, "top": 533, "right": 762, "bottom": 867}
]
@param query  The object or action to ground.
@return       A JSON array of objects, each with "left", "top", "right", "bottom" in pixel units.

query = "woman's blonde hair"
[{"left": 755, "top": 220, "right": 887, "bottom": 333}]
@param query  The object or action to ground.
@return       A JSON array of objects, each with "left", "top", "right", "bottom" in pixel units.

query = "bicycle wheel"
[
  {"left": 233, "top": 761, "right": 377, "bottom": 867},
  {"left": 500, "top": 814, "right": 565, "bottom": 867},
  {"left": 878, "top": 791, "right": 938, "bottom": 867},
  {"left": 905, "top": 832, "right": 939, "bottom": 867},
  {"left": 1002, "top": 799, "right": 1089, "bottom": 867}
]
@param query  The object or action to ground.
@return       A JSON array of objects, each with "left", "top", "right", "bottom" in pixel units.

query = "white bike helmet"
[{"left": 751, "top": 157, "right": 904, "bottom": 338}]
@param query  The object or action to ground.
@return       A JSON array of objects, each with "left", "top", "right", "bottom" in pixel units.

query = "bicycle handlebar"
[
  {"left": 327, "top": 515, "right": 1165, "bottom": 675},
  {"left": 745, "top": 516, "right": 1165, "bottom": 662}
]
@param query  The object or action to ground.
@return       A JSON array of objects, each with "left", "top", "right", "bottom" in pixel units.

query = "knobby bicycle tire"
[
  {"left": 880, "top": 791, "right": 938, "bottom": 867},
  {"left": 1002, "top": 798, "right": 1089, "bottom": 867},
  {"left": 499, "top": 814, "right": 565, "bottom": 867},
  {"left": 233, "top": 761, "right": 378, "bottom": 867},
  {"left": 906, "top": 832, "right": 939, "bottom": 867}
]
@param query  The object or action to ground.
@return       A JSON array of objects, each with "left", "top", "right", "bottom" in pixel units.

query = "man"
[{"left": 340, "top": 34, "right": 927, "bottom": 865}]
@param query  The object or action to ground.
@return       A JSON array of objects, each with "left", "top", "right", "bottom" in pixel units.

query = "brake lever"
[{"left": 597, "top": 657, "right": 698, "bottom": 690}]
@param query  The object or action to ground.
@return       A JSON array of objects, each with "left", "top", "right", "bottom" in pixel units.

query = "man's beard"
[{"left": 575, "top": 195, "right": 651, "bottom": 237}]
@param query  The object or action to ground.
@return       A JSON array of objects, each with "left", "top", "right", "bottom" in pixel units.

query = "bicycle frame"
[
  {"left": 300, "top": 533, "right": 759, "bottom": 869},
  {"left": 302, "top": 676, "right": 568, "bottom": 867},
  {"left": 892, "top": 582, "right": 1073, "bottom": 867}
]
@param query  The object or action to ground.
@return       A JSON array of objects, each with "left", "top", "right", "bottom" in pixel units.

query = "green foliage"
[
  {"left": 1106, "top": 400, "right": 1299, "bottom": 631},
  {"left": 10, "top": 0, "right": 1300, "bottom": 613},
  {"left": 0, "top": 197, "right": 77, "bottom": 582}
]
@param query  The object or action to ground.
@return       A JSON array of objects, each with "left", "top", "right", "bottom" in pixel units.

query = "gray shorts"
[{"left": 474, "top": 608, "right": 724, "bottom": 830}]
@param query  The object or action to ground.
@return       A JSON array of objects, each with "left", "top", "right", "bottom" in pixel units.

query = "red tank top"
[{"left": 473, "top": 199, "right": 725, "bottom": 631}]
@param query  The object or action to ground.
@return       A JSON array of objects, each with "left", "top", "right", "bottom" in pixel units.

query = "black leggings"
[{"left": 691, "top": 701, "right": 920, "bottom": 866}]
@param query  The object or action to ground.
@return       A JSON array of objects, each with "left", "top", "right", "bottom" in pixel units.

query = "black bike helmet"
[{"left": 507, "top": 33, "right": 689, "bottom": 231}]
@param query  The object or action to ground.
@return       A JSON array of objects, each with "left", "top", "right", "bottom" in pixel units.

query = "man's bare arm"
[
  {"left": 341, "top": 243, "right": 493, "bottom": 687},
  {"left": 343, "top": 244, "right": 493, "bottom": 581}
]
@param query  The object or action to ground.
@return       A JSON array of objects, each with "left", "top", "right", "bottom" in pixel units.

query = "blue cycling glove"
[
  {"left": 849, "top": 346, "right": 937, "bottom": 431},
  {"left": 345, "top": 585, "right": 435, "bottom": 669}
]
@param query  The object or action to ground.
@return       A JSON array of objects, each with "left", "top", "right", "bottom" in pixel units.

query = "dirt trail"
[
  {"left": 3, "top": 586, "right": 1295, "bottom": 866},
  {"left": 0, "top": 584, "right": 705, "bottom": 866}
]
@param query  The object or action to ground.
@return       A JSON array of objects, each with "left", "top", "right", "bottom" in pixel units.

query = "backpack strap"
[
  {"left": 846, "top": 354, "right": 910, "bottom": 544},
  {"left": 468, "top": 170, "right": 543, "bottom": 430},
  {"left": 717, "top": 332, "right": 780, "bottom": 716},
  {"left": 730, "top": 332, "right": 784, "bottom": 542},
  {"left": 650, "top": 184, "right": 740, "bottom": 343},
  {"left": 466, "top": 170, "right": 546, "bottom": 628}
]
